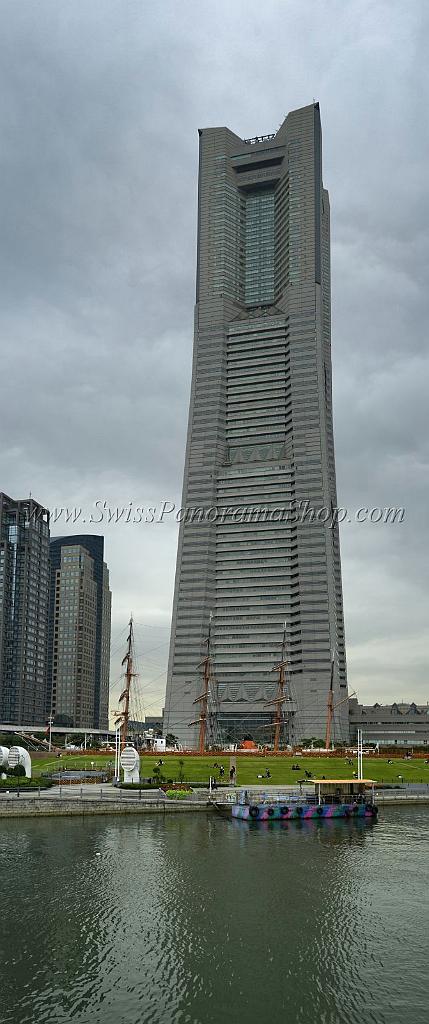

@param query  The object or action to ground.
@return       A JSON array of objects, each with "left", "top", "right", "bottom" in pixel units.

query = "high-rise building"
[
  {"left": 49, "top": 544, "right": 97, "bottom": 728},
  {"left": 0, "top": 493, "right": 50, "bottom": 724},
  {"left": 164, "top": 103, "right": 348, "bottom": 747},
  {"left": 48, "top": 535, "right": 111, "bottom": 729}
]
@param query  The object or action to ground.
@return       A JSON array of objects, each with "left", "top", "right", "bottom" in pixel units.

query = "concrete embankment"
[
  {"left": 375, "top": 793, "right": 429, "bottom": 806},
  {"left": 0, "top": 797, "right": 214, "bottom": 818},
  {"left": 1, "top": 787, "right": 428, "bottom": 818}
]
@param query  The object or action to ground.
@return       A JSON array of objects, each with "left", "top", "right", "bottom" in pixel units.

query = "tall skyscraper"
[
  {"left": 0, "top": 493, "right": 50, "bottom": 724},
  {"left": 48, "top": 535, "right": 111, "bottom": 729},
  {"left": 164, "top": 103, "right": 348, "bottom": 748}
]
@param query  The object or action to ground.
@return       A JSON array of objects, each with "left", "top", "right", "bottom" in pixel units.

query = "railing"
[
  {"left": 243, "top": 133, "right": 276, "bottom": 145},
  {"left": 375, "top": 789, "right": 429, "bottom": 801},
  {"left": 0, "top": 785, "right": 166, "bottom": 802},
  {"left": 2, "top": 782, "right": 427, "bottom": 805}
]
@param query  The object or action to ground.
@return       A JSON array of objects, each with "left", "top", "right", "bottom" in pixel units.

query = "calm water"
[{"left": 0, "top": 807, "right": 428, "bottom": 1024}]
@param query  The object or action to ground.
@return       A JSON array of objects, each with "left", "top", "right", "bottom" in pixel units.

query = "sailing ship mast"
[
  {"left": 265, "top": 623, "right": 289, "bottom": 753},
  {"left": 325, "top": 653, "right": 355, "bottom": 750},
  {"left": 325, "top": 654, "right": 335, "bottom": 750},
  {"left": 190, "top": 613, "right": 213, "bottom": 755},
  {"left": 118, "top": 616, "right": 135, "bottom": 750}
]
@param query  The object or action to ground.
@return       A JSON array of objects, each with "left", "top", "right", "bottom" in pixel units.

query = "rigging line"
[
  {"left": 161, "top": 678, "right": 339, "bottom": 725},
  {"left": 132, "top": 641, "right": 170, "bottom": 656},
  {"left": 129, "top": 694, "right": 147, "bottom": 726},
  {"left": 109, "top": 678, "right": 130, "bottom": 696},
  {"left": 139, "top": 658, "right": 169, "bottom": 671},
  {"left": 119, "top": 669, "right": 168, "bottom": 715},
  {"left": 110, "top": 639, "right": 131, "bottom": 658},
  {"left": 127, "top": 693, "right": 165, "bottom": 716},
  {"left": 163, "top": 670, "right": 345, "bottom": 737},
  {"left": 131, "top": 622, "right": 170, "bottom": 630},
  {"left": 120, "top": 669, "right": 167, "bottom": 695},
  {"left": 141, "top": 669, "right": 167, "bottom": 684},
  {"left": 133, "top": 675, "right": 158, "bottom": 724},
  {"left": 113, "top": 685, "right": 165, "bottom": 711},
  {"left": 110, "top": 623, "right": 131, "bottom": 638},
  {"left": 201, "top": 706, "right": 289, "bottom": 746}
]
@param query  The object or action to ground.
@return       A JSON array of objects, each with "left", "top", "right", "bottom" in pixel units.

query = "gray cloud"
[{"left": 0, "top": 0, "right": 428, "bottom": 710}]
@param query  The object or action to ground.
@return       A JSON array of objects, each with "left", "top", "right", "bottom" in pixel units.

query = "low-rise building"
[{"left": 349, "top": 698, "right": 429, "bottom": 748}]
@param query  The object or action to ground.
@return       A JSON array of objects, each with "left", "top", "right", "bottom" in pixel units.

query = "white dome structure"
[
  {"left": 8, "top": 746, "right": 32, "bottom": 779},
  {"left": 119, "top": 745, "right": 140, "bottom": 783},
  {"left": 0, "top": 746, "right": 9, "bottom": 769}
]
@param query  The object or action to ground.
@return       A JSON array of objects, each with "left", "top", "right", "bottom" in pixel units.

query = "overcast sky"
[{"left": 0, "top": 0, "right": 428, "bottom": 716}]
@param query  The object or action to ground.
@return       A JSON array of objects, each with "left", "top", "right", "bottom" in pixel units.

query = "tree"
[
  {"left": 178, "top": 759, "right": 185, "bottom": 783},
  {"left": 165, "top": 733, "right": 178, "bottom": 747}
]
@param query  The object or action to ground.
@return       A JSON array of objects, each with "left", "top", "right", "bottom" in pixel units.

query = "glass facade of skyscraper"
[
  {"left": 164, "top": 104, "right": 348, "bottom": 748},
  {"left": 48, "top": 535, "right": 111, "bottom": 729},
  {"left": 0, "top": 493, "right": 49, "bottom": 725},
  {"left": 244, "top": 191, "right": 276, "bottom": 305}
]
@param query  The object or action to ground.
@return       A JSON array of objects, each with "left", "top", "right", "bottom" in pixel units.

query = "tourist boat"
[{"left": 231, "top": 779, "right": 378, "bottom": 821}]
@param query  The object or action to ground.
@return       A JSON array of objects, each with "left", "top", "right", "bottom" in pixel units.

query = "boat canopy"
[{"left": 309, "top": 779, "right": 376, "bottom": 786}]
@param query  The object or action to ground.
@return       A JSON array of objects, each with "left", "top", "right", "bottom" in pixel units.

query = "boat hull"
[{"left": 232, "top": 802, "right": 377, "bottom": 821}]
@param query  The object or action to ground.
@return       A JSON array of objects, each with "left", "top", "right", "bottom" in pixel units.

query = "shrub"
[
  {"left": 165, "top": 789, "right": 193, "bottom": 799},
  {"left": 0, "top": 777, "right": 53, "bottom": 789}
]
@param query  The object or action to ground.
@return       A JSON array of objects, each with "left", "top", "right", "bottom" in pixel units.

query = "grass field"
[{"left": 31, "top": 753, "right": 429, "bottom": 785}]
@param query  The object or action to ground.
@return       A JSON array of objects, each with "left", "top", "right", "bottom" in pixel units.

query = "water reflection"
[
  {"left": 240, "top": 815, "right": 377, "bottom": 838},
  {"left": 0, "top": 808, "right": 428, "bottom": 1024}
]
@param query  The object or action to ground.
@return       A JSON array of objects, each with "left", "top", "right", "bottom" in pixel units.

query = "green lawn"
[
  {"left": 32, "top": 754, "right": 115, "bottom": 777},
  {"left": 31, "top": 753, "right": 429, "bottom": 785}
]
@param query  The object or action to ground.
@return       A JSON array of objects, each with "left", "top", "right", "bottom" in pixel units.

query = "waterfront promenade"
[{"left": 1, "top": 783, "right": 429, "bottom": 817}]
